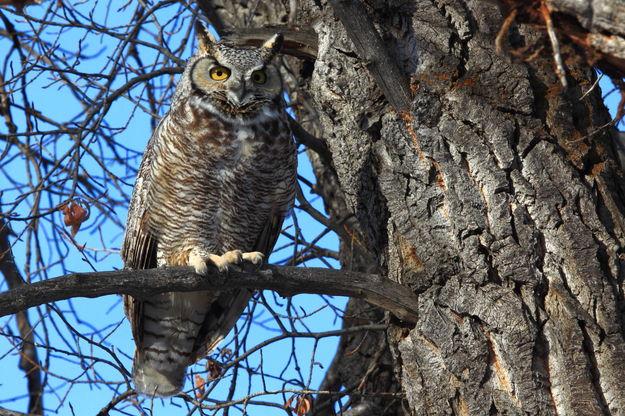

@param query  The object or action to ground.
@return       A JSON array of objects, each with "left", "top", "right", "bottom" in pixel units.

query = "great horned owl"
[{"left": 121, "top": 23, "right": 297, "bottom": 397}]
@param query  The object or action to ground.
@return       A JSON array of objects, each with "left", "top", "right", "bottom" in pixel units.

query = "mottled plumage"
[{"left": 121, "top": 24, "right": 296, "bottom": 397}]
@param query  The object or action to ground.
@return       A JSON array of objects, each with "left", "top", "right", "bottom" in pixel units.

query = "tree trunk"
[{"left": 211, "top": 0, "right": 625, "bottom": 414}]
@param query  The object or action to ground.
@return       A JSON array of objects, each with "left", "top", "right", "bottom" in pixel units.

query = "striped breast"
[{"left": 130, "top": 96, "right": 296, "bottom": 396}]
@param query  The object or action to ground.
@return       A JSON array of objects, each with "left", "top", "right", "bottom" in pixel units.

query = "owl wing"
[
  {"left": 121, "top": 119, "right": 164, "bottom": 342},
  {"left": 252, "top": 206, "right": 288, "bottom": 259}
]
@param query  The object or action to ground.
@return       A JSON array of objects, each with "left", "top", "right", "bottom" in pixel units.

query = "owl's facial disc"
[{"left": 190, "top": 56, "right": 281, "bottom": 119}]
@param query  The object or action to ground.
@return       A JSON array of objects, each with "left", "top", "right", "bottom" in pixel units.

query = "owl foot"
[
  {"left": 188, "top": 249, "right": 242, "bottom": 274},
  {"left": 189, "top": 249, "right": 264, "bottom": 275},
  {"left": 189, "top": 250, "right": 210, "bottom": 275},
  {"left": 216, "top": 250, "right": 264, "bottom": 270}
]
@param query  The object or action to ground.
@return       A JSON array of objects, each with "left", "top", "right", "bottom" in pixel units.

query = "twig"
[
  {"left": 495, "top": 8, "right": 517, "bottom": 54},
  {"left": 567, "top": 116, "right": 622, "bottom": 143},
  {"left": 96, "top": 389, "right": 136, "bottom": 416},
  {"left": 223, "top": 324, "right": 388, "bottom": 371},
  {"left": 579, "top": 73, "right": 603, "bottom": 101},
  {"left": 178, "top": 387, "right": 403, "bottom": 412},
  {"left": 540, "top": 1, "right": 567, "bottom": 88}
]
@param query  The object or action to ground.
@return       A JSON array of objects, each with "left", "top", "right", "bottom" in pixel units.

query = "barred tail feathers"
[
  {"left": 132, "top": 353, "right": 186, "bottom": 397},
  {"left": 131, "top": 291, "right": 212, "bottom": 397},
  {"left": 130, "top": 290, "right": 253, "bottom": 396}
]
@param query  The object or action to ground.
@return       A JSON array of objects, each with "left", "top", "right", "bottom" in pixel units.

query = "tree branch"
[
  {"left": 221, "top": 26, "right": 318, "bottom": 61},
  {"left": 0, "top": 407, "right": 40, "bottom": 416},
  {"left": 0, "top": 219, "right": 43, "bottom": 416},
  {"left": 289, "top": 116, "right": 333, "bottom": 166},
  {"left": 0, "top": 265, "right": 419, "bottom": 323},
  {"left": 327, "top": 0, "right": 412, "bottom": 111}
]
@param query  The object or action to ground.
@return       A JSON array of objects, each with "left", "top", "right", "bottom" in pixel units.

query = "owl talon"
[
  {"left": 207, "top": 250, "right": 242, "bottom": 272},
  {"left": 189, "top": 251, "right": 209, "bottom": 276},
  {"left": 188, "top": 250, "right": 263, "bottom": 274},
  {"left": 242, "top": 251, "right": 264, "bottom": 265},
  {"left": 223, "top": 250, "right": 243, "bottom": 265}
]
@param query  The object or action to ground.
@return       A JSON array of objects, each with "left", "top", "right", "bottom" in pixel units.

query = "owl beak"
[
  {"left": 227, "top": 80, "right": 246, "bottom": 106},
  {"left": 227, "top": 89, "right": 245, "bottom": 106}
]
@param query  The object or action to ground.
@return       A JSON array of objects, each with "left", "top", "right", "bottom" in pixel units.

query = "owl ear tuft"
[
  {"left": 195, "top": 21, "right": 217, "bottom": 53},
  {"left": 259, "top": 33, "right": 283, "bottom": 63}
]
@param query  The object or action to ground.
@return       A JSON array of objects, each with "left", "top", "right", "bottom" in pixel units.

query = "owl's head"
[{"left": 188, "top": 23, "right": 284, "bottom": 122}]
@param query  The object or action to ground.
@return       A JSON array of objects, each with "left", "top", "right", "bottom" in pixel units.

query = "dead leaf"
[
  {"left": 285, "top": 396, "right": 294, "bottom": 409},
  {"left": 206, "top": 358, "right": 221, "bottom": 380},
  {"left": 61, "top": 200, "right": 90, "bottom": 237},
  {"left": 285, "top": 395, "right": 311, "bottom": 415},
  {"left": 195, "top": 374, "right": 205, "bottom": 399}
]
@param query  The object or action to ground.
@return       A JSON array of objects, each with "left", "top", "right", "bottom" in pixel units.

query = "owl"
[{"left": 121, "top": 23, "right": 297, "bottom": 397}]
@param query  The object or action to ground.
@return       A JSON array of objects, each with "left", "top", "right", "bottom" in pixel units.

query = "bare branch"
[
  {"left": 0, "top": 219, "right": 43, "bottom": 415},
  {"left": 0, "top": 407, "right": 40, "bottom": 416},
  {"left": 0, "top": 265, "right": 419, "bottom": 323},
  {"left": 541, "top": 1, "right": 567, "bottom": 87},
  {"left": 289, "top": 116, "right": 333, "bottom": 165}
]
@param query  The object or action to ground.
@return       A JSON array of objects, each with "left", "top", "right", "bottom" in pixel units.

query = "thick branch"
[
  {"left": 221, "top": 26, "right": 318, "bottom": 61},
  {"left": 0, "top": 220, "right": 43, "bottom": 415},
  {"left": 327, "top": 0, "right": 412, "bottom": 111},
  {"left": 0, "top": 265, "right": 419, "bottom": 323},
  {"left": 289, "top": 116, "right": 333, "bottom": 165}
]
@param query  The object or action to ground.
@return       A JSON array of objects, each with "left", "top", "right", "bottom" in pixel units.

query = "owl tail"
[{"left": 132, "top": 353, "right": 186, "bottom": 397}]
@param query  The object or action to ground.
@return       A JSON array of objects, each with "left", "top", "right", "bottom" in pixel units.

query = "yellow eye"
[
  {"left": 209, "top": 66, "right": 230, "bottom": 81},
  {"left": 251, "top": 70, "right": 267, "bottom": 84}
]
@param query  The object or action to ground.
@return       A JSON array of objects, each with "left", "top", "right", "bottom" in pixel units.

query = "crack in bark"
[
  {"left": 431, "top": 0, "right": 475, "bottom": 81},
  {"left": 482, "top": 325, "right": 522, "bottom": 409},
  {"left": 578, "top": 320, "right": 611, "bottom": 416}
]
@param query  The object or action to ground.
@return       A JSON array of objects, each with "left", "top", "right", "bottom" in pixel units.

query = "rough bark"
[{"left": 283, "top": 19, "right": 406, "bottom": 416}]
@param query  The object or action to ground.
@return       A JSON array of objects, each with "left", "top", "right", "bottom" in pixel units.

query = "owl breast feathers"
[{"left": 120, "top": 23, "right": 297, "bottom": 397}]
